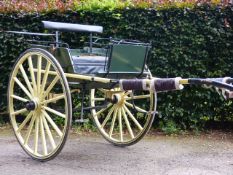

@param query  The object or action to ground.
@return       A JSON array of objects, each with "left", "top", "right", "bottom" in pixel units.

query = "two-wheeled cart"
[{"left": 7, "top": 21, "right": 233, "bottom": 161}]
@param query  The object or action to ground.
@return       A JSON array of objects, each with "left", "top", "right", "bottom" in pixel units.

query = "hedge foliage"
[
  {"left": 0, "top": 0, "right": 160, "bottom": 13},
  {"left": 0, "top": 0, "right": 228, "bottom": 13},
  {"left": 0, "top": 5, "right": 233, "bottom": 130}
]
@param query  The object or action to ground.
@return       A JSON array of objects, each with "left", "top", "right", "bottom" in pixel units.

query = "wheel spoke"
[
  {"left": 34, "top": 116, "right": 39, "bottom": 154},
  {"left": 14, "top": 77, "right": 32, "bottom": 100},
  {"left": 17, "top": 111, "right": 33, "bottom": 133},
  {"left": 28, "top": 56, "right": 37, "bottom": 95},
  {"left": 101, "top": 105, "right": 116, "bottom": 128},
  {"left": 122, "top": 107, "right": 134, "bottom": 139},
  {"left": 41, "top": 94, "right": 65, "bottom": 105},
  {"left": 43, "top": 106, "right": 66, "bottom": 118},
  {"left": 39, "top": 114, "right": 48, "bottom": 155},
  {"left": 40, "top": 61, "right": 51, "bottom": 94},
  {"left": 123, "top": 105, "right": 143, "bottom": 131},
  {"left": 125, "top": 101, "right": 147, "bottom": 113},
  {"left": 42, "top": 115, "right": 56, "bottom": 149},
  {"left": 11, "top": 108, "right": 27, "bottom": 116},
  {"left": 118, "top": 108, "right": 123, "bottom": 142},
  {"left": 42, "top": 110, "right": 63, "bottom": 137},
  {"left": 42, "top": 76, "right": 59, "bottom": 99},
  {"left": 92, "top": 98, "right": 105, "bottom": 101},
  {"left": 109, "top": 107, "right": 118, "bottom": 138},
  {"left": 24, "top": 113, "right": 37, "bottom": 145},
  {"left": 125, "top": 94, "right": 150, "bottom": 100},
  {"left": 19, "top": 64, "right": 34, "bottom": 95},
  {"left": 37, "top": 56, "right": 42, "bottom": 94},
  {"left": 94, "top": 103, "right": 113, "bottom": 118},
  {"left": 99, "top": 89, "right": 107, "bottom": 94},
  {"left": 11, "top": 95, "right": 28, "bottom": 103}
]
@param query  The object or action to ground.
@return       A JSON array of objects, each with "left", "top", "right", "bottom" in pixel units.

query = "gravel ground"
[{"left": 0, "top": 127, "right": 233, "bottom": 175}]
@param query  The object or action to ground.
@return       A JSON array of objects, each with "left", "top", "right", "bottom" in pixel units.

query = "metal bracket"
[{"left": 74, "top": 85, "right": 88, "bottom": 123}]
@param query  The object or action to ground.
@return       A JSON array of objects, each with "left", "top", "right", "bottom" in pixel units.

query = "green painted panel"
[
  {"left": 108, "top": 44, "right": 148, "bottom": 73},
  {"left": 31, "top": 46, "right": 74, "bottom": 73}
]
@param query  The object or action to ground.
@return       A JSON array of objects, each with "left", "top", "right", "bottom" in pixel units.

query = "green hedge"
[{"left": 0, "top": 5, "right": 233, "bottom": 129}]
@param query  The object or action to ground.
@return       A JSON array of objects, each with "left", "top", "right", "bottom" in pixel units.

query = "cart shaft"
[{"left": 33, "top": 68, "right": 233, "bottom": 97}]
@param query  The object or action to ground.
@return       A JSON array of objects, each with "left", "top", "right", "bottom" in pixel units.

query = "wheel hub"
[
  {"left": 25, "top": 101, "right": 36, "bottom": 111},
  {"left": 112, "top": 94, "right": 125, "bottom": 106},
  {"left": 25, "top": 98, "right": 39, "bottom": 111}
]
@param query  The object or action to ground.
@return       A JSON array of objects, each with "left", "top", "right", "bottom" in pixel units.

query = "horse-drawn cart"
[{"left": 6, "top": 21, "right": 233, "bottom": 161}]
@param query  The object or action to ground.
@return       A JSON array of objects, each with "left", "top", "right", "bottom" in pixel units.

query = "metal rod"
[
  {"left": 5, "top": 31, "right": 55, "bottom": 36},
  {"left": 55, "top": 31, "right": 59, "bottom": 48},
  {"left": 80, "top": 85, "right": 85, "bottom": 122},
  {"left": 90, "top": 32, "right": 93, "bottom": 54}
]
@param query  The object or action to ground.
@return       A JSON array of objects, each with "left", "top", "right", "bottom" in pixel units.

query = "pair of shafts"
[{"left": 33, "top": 68, "right": 233, "bottom": 92}]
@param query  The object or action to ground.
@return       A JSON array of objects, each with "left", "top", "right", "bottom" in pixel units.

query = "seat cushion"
[{"left": 72, "top": 55, "right": 107, "bottom": 74}]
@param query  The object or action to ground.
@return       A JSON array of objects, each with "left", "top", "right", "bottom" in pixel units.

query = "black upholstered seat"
[
  {"left": 72, "top": 55, "right": 107, "bottom": 74},
  {"left": 42, "top": 21, "right": 103, "bottom": 33}
]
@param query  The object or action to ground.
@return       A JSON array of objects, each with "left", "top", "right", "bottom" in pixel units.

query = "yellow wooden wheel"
[
  {"left": 8, "top": 48, "right": 72, "bottom": 161},
  {"left": 90, "top": 88, "right": 156, "bottom": 146}
]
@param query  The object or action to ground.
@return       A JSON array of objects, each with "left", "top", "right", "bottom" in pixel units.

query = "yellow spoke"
[
  {"left": 19, "top": 64, "right": 34, "bottom": 95},
  {"left": 43, "top": 106, "right": 66, "bottom": 118},
  {"left": 42, "top": 115, "right": 56, "bottom": 149},
  {"left": 125, "top": 94, "right": 150, "bottom": 100},
  {"left": 99, "top": 89, "right": 107, "bottom": 93},
  {"left": 101, "top": 105, "right": 116, "bottom": 128},
  {"left": 39, "top": 114, "right": 48, "bottom": 155},
  {"left": 123, "top": 105, "right": 143, "bottom": 131},
  {"left": 109, "top": 107, "right": 118, "bottom": 138},
  {"left": 42, "top": 76, "right": 59, "bottom": 99},
  {"left": 122, "top": 107, "right": 134, "bottom": 139},
  {"left": 42, "top": 110, "right": 63, "bottom": 137},
  {"left": 11, "top": 108, "right": 27, "bottom": 116},
  {"left": 34, "top": 116, "right": 39, "bottom": 154},
  {"left": 125, "top": 101, "right": 147, "bottom": 113},
  {"left": 94, "top": 103, "right": 113, "bottom": 118},
  {"left": 37, "top": 56, "right": 42, "bottom": 94},
  {"left": 92, "top": 98, "right": 105, "bottom": 101},
  {"left": 11, "top": 95, "right": 28, "bottom": 103},
  {"left": 14, "top": 77, "right": 32, "bottom": 100},
  {"left": 40, "top": 62, "right": 51, "bottom": 94},
  {"left": 24, "top": 113, "right": 37, "bottom": 145},
  {"left": 118, "top": 108, "right": 123, "bottom": 142},
  {"left": 28, "top": 56, "right": 37, "bottom": 95},
  {"left": 17, "top": 111, "right": 33, "bottom": 133},
  {"left": 41, "top": 94, "right": 65, "bottom": 105}
]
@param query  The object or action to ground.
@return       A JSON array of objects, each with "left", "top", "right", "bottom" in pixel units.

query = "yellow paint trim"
[
  {"left": 179, "top": 79, "right": 189, "bottom": 85},
  {"left": 33, "top": 69, "right": 112, "bottom": 84}
]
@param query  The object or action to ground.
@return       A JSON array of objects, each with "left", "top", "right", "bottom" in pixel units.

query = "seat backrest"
[
  {"left": 42, "top": 21, "right": 103, "bottom": 33},
  {"left": 107, "top": 44, "right": 149, "bottom": 74}
]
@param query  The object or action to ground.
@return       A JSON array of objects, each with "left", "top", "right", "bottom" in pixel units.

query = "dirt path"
[{"left": 0, "top": 128, "right": 233, "bottom": 175}]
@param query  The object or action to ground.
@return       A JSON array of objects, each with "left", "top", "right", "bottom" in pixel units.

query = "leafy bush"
[
  {"left": 0, "top": 5, "right": 233, "bottom": 130},
  {"left": 0, "top": 0, "right": 231, "bottom": 13},
  {"left": 0, "top": 0, "right": 139, "bottom": 13}
]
